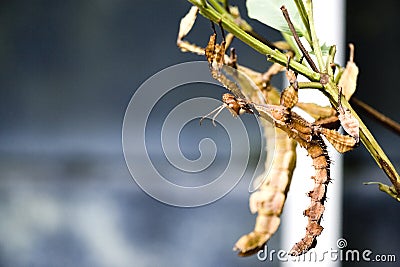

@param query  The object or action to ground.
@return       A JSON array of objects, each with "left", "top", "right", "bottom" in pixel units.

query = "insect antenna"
[{"left": 199, "top": 104, "right": 228, "bottom": 126}]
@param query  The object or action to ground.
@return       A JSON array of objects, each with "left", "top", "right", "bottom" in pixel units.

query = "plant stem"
[
  {"left": 282, "top": 33, "right": 302, "bottom": 61},
  {"left": 305, "top": 0, "right": 325, "bottom": 72},
  {"left": 186, "top": 0, "right": 400, "bottom": 200},
  {"left": 326, "top": 45, "right": 336, "bottom": 78},
  {"left": 298, "top": 82, "right": 324, "bottom": 89},
  {"left": 188, "top": 0, "right": 320, "bottom": 81},
  {"left": 293, "top": 0, "right": 311, "bottom": 43},
  {"left": 208, "top": 0, "right": 225, "bottom": 14},
  {"left": 324, "top": 81, "right": 400, "bottom": 198}
]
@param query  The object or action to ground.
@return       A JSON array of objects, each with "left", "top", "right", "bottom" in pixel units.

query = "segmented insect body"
[
  {"left": 202, "top": 32, "right": 358, "bottom": 255},
  {"left": 176, "top": 8, "right": 358, "bottom": 256},
  {"left": 224, "top": 92, "right": 357, "bottom": 255},
  {"left": 289, "top": 136, "right": 329, "bottom": 255},
  {"left": 256, "top": 103, "right": 331, "bottom": 255},
  {"left": 203, "top": 32, "right": 301, "bottom": 255},
  {"left": 229, "top": 67, "right": 298, "bottom": 256},
  {"left": 221, "top": 95, "right": 331, "bottom": 255},
  {"left": 234, "top": 123, "right": 297, "bottom": 256}
]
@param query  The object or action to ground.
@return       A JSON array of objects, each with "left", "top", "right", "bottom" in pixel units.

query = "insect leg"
[
  {"left": 280, "top": 56, "right": 299, "bottom": 109},
  {"left": 199, "top": 104, "right": 228, "bottom": 126}
]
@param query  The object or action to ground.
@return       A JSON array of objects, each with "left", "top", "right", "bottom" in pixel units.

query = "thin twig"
[
  {"left": 351, "top": 97, "right": 400, "bottom": 136},
  {"left": 280, "top": 5, "right": 319, "bottom": 73}
]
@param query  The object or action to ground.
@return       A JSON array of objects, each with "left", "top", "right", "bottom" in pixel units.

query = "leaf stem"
[
  {"left": 293, "top": 0, "right": 311, "bottom": 44},
  {"left": 208, "top": 0, "right": 225, "bottom": 14},
  {"left": 298, "top": 82, "right": 324, "bottom": 89},
  {"left": 200, "top": 0, "right": 207, "bottom": 7},
  {"left": 305, "top": 0, "right": 325, "bottom": 72},
  {"left": 326, "top": 45, "right": 336, "bottom": 78},
  {"left": 282, "top": 33, "right": 302, "bottom": 61}
]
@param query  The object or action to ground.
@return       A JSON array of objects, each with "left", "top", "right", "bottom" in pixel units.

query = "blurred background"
[{"left": 0, "top": 0, "right": 399, "bottom": 266}]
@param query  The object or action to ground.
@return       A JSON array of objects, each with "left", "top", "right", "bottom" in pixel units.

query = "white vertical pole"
[{"left": 281, "top": 1, "right": 345, "bottom": 266}]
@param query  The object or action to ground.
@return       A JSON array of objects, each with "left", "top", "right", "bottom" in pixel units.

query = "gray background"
[{"left": 0, "top": 0, "right": 399, "bottom": 266}]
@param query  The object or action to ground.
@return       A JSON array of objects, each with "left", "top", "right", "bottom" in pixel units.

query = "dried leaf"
[
  {"left": 338, "top": 44, "right": 359, "bottom": 100},
  {"left": 176, "top": 6, "right": 204, "bottom": 55},
  {"left": 337, "top": 102, "right": 360, "bottom": 143},
  {"left": 335, "top": 86, "right": 360, "bottom": 144},
  {"left": 177, "top": 6, "right": 199, "bottom": 41}
]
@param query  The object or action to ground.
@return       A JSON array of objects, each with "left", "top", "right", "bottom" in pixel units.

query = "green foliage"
[{"left": 247, "top": 0, "right": 306, "bottom": 36}]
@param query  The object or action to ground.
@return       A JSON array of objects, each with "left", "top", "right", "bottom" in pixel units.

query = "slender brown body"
[
  {"left": 176, "top": 13, "right": 300, "bottom": 256},
  {"left": 255, "top": 103, "right": 330, "bottom": 255},
  {"left": 231, "top": 68, "right": 298, "bottom": 256},
  {"left": 223, "top": 87, "right": 357, "bottom": 255},
  {"left": 176, "top": 13, "right": 358, "bottom": 255}
]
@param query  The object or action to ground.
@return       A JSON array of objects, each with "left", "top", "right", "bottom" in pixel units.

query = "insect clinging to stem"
[{"left": 177, "top": 6, "right": 361, "bottom": 256}]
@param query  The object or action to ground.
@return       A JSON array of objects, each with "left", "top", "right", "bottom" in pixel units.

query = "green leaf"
[
  {"left": 319, "top": 43, "right": 331, "bottom": 55},
  {"left": 246, "top": 0, "right": 307, "bottom": 36},
  {"left": 309, "top": 43, "right": 331, "bottom": 56}
]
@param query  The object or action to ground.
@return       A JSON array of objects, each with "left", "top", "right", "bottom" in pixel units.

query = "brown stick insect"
[
  {"left": 202, "top": 26, "right": 359, "bottom": 255},
  {"left": 177, "top": 6, "right": 361, "bottom": 256}
]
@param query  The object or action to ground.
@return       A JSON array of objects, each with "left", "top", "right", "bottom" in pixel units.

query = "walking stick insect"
[
  {"left": 178, "top": 9, "right": 299, "bottom": 255},
  {"left": 177, "top": 7, "right": 360, "bottom": 256},
  {"left": 202, "top": 22, "right": 360, "bottom": 254},
  {"left": 202, "top": 30, "right": 359, "bottom": 255}
]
